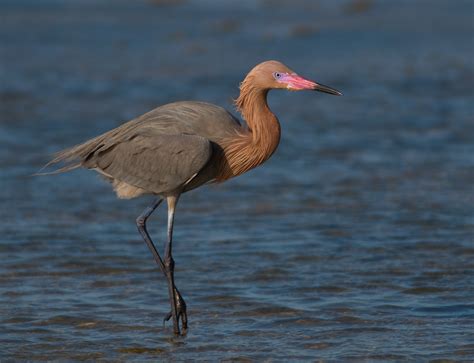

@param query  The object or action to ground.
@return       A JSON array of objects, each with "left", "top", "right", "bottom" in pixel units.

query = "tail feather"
[
  {"left": 34, "top": 163, "right": 82, "bottom": 176},
  {"left": 36, "top": 133, "right": 107, "bottom": 176},
  {"left": 36, "top": 115, "right": 145, "bottom": 176}
]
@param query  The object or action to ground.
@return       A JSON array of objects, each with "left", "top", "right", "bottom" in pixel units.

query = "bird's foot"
[{"left": 163, "top": 290, "right": 187, "bottom": 335}]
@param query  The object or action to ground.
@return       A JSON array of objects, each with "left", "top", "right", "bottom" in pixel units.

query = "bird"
[{"left": 41, "top": 60, "right": 341, "bottom": 335}]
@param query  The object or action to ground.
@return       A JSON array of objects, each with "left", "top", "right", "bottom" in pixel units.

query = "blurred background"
[{"left": 1, "top": 0, "right": 473, "bottom": 360}]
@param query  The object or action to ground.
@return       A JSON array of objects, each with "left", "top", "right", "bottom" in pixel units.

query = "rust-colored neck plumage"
[{"left": 216, "top": 73, "right": 281, "bottom": 181}]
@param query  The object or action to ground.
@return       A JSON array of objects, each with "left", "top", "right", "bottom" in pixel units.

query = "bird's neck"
[
  {"left": 216, "top": 85, "right": 281, "bottom": 181},
  {"left": 237, "top": 87, "right": 281, "bottom": 156}
]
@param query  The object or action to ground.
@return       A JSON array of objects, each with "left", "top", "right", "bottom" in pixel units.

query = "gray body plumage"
[{"left": 48, "top": 101, "right": 243, "bottom": 197}]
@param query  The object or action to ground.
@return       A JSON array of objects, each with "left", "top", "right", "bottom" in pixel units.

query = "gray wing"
[
  {"left": 87, "top": 133, "right": 212, "bottom": 195},
  {"left": 41, "top": 101, "right": 239, "bottom": 177}
]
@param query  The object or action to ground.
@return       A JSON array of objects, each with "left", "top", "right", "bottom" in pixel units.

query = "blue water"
[{"left": 1, "top": 0, "right": 473, "bottom": 360}]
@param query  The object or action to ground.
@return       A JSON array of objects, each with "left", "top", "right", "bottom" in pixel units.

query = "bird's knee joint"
[
  {"left": 136, "top": 216, "right": 146, "bottom": 227},
  {"left": 164, "top": 256, "right": 174, "bottom": 271}
]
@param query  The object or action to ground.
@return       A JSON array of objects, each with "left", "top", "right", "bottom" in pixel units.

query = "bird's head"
[{"left": 246, "top": 60, "right": 342, "bottom": 96}]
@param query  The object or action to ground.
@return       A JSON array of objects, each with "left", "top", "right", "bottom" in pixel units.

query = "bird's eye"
[{"left": 273, "top": 72, "right": 283, "bottom": 80}]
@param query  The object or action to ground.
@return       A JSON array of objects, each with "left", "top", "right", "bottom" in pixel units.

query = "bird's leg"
[
  {"left": 136, "top": 197, "right": 187, "bottom": 334},
  {"left": 164, "top": 194, "right": 184, "bottom": 335},
  {"left": 176, "top": 287, "right": 187, "bottom": 329},
  {"left": 136, "top": 198, "right": 166, "bottom": 273},
  {"left": 163, "top": 286, "right": 187, "bottom": 330}
]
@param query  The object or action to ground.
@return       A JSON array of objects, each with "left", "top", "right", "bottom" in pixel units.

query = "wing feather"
[{"left": 88, "top": 133, "right": 212, "bottom": 194}]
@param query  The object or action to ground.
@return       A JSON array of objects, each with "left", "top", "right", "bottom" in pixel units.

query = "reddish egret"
[{"left": 43, "top": 60, "right": 341, "bottom": 335}]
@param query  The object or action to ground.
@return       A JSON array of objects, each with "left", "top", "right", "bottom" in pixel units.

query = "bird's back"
[
  {"left": 135, "top": 101, "right": 242, "bottom": 140},
  {"left": 44, "top": 101, "right": 243, "bottom": 197}
]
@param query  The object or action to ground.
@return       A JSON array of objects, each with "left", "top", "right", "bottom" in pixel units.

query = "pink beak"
[{"left": 281, "top": 74, "right": 342, "bottom": 95}]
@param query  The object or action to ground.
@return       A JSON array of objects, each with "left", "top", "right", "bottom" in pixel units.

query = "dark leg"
[
  {"left": 175, "top": 286, "right": 187, "bottom": 330},
  {"left": 136, "top": 198, "right": 165, "bottom": 273},
  {"left": 163, "top": 195, "right": 184, "bottom": 335},
  {"left": 136, "top": 197, "right": 187, "bottom": 335},
  {"left": 163, "top": 286, "right": 187, "bottom": 331}
]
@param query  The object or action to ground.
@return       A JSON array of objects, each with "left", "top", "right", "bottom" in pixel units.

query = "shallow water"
[{"left": 1, "top": 0, "right": 473, "bottom": 361}]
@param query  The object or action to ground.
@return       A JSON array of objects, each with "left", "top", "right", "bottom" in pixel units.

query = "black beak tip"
[
  {"left": 313, "top": 83, "right": 343, "bottom": 96},
  {"left": 328, "top": 89, "right": 343, "bottom": 96}
]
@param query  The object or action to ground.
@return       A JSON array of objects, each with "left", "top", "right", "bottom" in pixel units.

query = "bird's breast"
[{"left": 214, "top": 127, "right": 280, "bottom": 182}]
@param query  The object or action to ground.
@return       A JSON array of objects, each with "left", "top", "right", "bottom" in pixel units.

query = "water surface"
[{"left": 1, "top": 0, "right": 473, "bottom": 361}]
